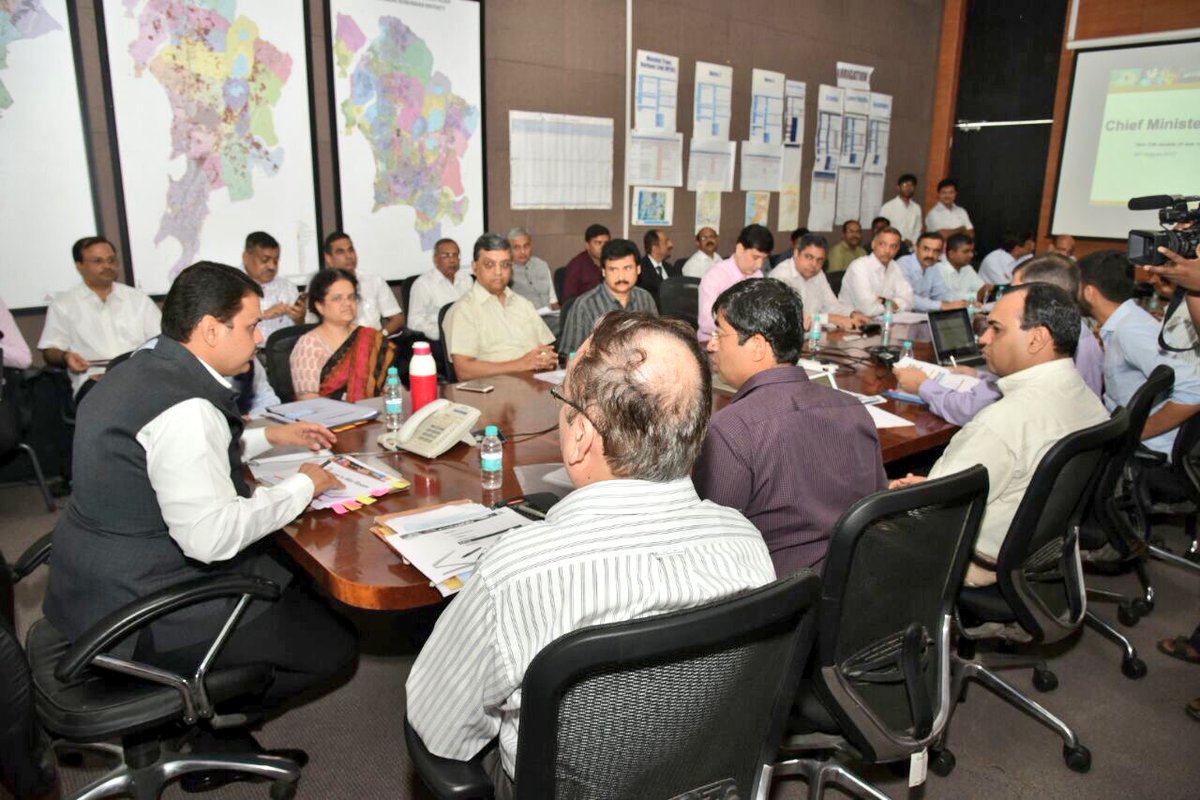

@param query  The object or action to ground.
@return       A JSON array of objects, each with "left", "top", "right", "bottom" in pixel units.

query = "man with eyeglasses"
[
  {"left": 558, "top": 238, "right": 658, "bottom": 356},
  {"left": 39, "top": 235, "right": 161, "bottom": 400},
  {"left": 407, "top": 237, "right": 473, "bottom": 341},
  {"left": 408, "top": 312, "right": 775, "bottom": 797},
  {"left": 444, "top": 233, "right": 557, "bottom": 380}
]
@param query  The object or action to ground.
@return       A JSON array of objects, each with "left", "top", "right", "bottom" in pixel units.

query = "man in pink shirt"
[{"left": 697, "top": 224, "right": 774, "bottom": 342}]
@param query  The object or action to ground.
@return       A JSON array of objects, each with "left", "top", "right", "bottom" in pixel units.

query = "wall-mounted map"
[
  {"left": 329, "top": 0, "right": 483, "bottom": 280},
  {"left": 101, "top": 0, "right": 319, "bottom": 295},
  {"left": 0, "top": 0, "right": 100, "bottom": 308}
]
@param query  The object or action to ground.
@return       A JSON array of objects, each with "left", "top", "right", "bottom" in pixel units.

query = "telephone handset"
[{"left": 377, "top": 398, "right": 481, "bottom": 459}]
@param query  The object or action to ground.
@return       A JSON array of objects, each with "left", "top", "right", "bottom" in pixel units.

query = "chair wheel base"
[
  {"left": 1132, "top": 598, "right": 1154, "bottom": 616},
  {"left": 270, "top": 780, "right": 298, "bottom": 800},
  {"left": 1064, "top": 744, "right": 1091, "bottom": 773},
  {"left": 1032, "top": 667, "right": 1058, "bottom": 692},
  {"left": 1121, "top": 656, "right": 1147, "bottom": 679},
  {"left": 929, "top": 748, "right": 956, "bottom": 777},
  {"left": 1117, "top": 602, "right": 1140, "bottom": 626}
]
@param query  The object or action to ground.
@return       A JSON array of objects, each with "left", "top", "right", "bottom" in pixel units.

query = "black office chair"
[
  {"left": 436, "top": 304, "right": 458, "bottom": 383},
  {"left": 1130, "top": 407, "right": 1200, "bottom": 572},
  {"left": 1, "top": 536, "right": 304, "bottom": 799},
  {"left": 552, "top": 267, "right": 567, "bottom": 306},
  {"left": 827, "top": 270, "right": 845, "bottom": 296},
  {"left": 399, "top": 274, "right": 420, "bottom": 317},
  {"left": 1, "top": 362, "right": 55, "bottom": 512},
  {"left": 264, "top": 323, "right": 317, "bottom": 402},
  {"left": 406, "top": 571, "right": 823, "bottom": 799},
  {"left": 1080, "top": 366, "right": 1172, "bottom": 638},
  {"left": 937, "top": 409, "right": 1129, "bottom": 775},
  {"left": 657, "top": 276, "right": 701, "bottom": 330},
  {"left": 775, "top": 465, "right": 988, "bottom": 799}
]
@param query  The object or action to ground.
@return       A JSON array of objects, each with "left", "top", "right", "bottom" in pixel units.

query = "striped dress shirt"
[
  {"left": 406, "top": 478, "right": 776, "bottom": 779},
  {"left": 557, "top": 283, "right": 658, "bottom": 356}
]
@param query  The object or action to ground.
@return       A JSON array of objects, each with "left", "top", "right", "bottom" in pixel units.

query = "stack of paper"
[
  {"left": 265, "top": 398, "right": 378, "bottom": 427},
  {"left": 373, "top": 503, "right": 534, "bottom": 596},
  {"left": 250, "top": 454, "right": 409, "bottom": 514},
  {"left": 895, "top": 357, "right": 981, "bottom": 393}
]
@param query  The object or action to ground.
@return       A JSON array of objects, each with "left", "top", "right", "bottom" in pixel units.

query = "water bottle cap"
[
  {"left": 387, "top": 366, "right": 398, "bottom": 375},
  {"left": 414, "top": 341, "right": 432, "bottom": 354},
  {"left": 903, "top": 340, "right": 912, "bottom": 346},
  {"left": 485, "top": 425, "right": 498, "bottom": 436}
]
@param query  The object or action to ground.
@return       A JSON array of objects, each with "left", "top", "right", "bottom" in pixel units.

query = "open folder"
[{"left": 265, "top": 397, "right": 378, "bottom": 427}]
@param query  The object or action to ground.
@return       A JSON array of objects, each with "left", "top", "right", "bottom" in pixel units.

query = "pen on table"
[
  {"left": 949, "top": 355, "right": 958, "bottom": 368},
  {"left": 330, "top": 420, "right": 371, "bottom": 433}
]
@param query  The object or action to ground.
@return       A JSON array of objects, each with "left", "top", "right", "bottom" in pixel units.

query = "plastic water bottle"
[
  {"left": 807, "top": 329, "right": 822, "bottom": 355},
  {"left": 881, "top": 311, "right": 893, "bottom": 347},
  {"left": 480, "top": 425, "right": 503, "bottom": 490},
  {"left": 383, "top": 367, "right": 403, "bottom": 432},
  {"left": 410, "top": 341, "right": 438, "bottom": 413},
  {"left": 901, "top": 340, "right": 914, "bottom": 362}
]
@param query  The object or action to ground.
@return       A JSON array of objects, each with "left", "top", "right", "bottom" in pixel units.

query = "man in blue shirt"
[
  {"left": 897, "top": 232, "right": 969, "bottom": 312},
  {"left": 1079, "top": 250, "right": 1200, "bottom": 458}
]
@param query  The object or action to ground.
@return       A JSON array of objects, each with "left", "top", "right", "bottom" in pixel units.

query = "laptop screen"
[{"left": 927, "top": 309, "right": 983, "bottom": 364}]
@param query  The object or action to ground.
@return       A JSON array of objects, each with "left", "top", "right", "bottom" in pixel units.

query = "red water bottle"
[{"left": 410, "top": 341, "right": 438, "bottom": 412}]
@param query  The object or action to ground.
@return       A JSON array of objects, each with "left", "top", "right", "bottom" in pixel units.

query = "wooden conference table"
[{"left": 275, "top": 324, "right": 957, "bottom": 612}]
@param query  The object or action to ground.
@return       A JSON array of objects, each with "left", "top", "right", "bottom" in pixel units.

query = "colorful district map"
[
  {"left": 0, "top": 0, "right": 62, "bottom": 114},
  {"left": 124, "top": 0, "right": 294, "bottom": 278},
  {"left": 335, "top": 12, "right": 479, "bottom": 250}
]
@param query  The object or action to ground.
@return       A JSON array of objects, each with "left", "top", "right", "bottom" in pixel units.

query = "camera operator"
[{"left": 1145, "top": 222, "right": 1200, "bottom": 359}]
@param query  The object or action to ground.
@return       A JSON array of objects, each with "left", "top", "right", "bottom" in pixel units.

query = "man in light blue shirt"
[
  {"left": 1080, "top": 250, "right": 1200, "bottom": 458},
  {"left": 897, "top": 232, "right": 969, "bottom": 312}
]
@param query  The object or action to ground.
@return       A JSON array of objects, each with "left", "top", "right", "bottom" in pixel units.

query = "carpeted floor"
[{"left": 2, "top": 481, "right": 1197, "bottom": 799}]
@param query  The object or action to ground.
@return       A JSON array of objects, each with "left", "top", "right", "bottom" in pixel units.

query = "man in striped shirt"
[{"left": 406, "top": 313, "right": 776, "bottom": 796}]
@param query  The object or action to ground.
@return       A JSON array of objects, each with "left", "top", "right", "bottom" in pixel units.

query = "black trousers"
[{"left": 148, "top": 579, "right": 358, "bottom": 710}]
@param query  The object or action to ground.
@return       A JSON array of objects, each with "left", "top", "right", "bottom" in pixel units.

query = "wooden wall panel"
[{"left": 923, "top": 0, "right": 967, "bottom": 212}]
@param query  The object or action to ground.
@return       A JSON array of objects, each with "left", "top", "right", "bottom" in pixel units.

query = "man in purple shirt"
[
  {"left": 697, "top": 224, "right": 774, "bottom": 342},
  {"left": 559, "top": 224, "right": 611, "bottom": 306},
  {"left": 893, "top": 253, "right": 1103, "bottom": 425},
  {"left": 693, "top": 278, "right": 887, "bottom": 575}
]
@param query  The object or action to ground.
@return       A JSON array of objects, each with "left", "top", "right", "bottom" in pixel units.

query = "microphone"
[{"left": 1127, "top": 195, "right": 1176, "bottom": 211}]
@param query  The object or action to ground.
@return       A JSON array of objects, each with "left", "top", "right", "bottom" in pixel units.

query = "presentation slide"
[{"left": 1053, "top": 41, "right": 1200, "bottom": 239}]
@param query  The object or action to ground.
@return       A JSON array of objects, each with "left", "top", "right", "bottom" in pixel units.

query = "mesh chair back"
[
  {"left": 997, "top": 410, "right": 1129, "bottom": 642},
  {"left": 812, "top": 466, "right": 988, "bottom": 763},
  {"left": 436, "top": 304, "right": 457, "bottom": 382},
  {"left": 399, "top": 275, "right": 419, "bottom": 317},
  {"left": 1170, "top": 406, "right": 1200, "bottom": 503},
  {"left": 513, "top": 572, "right": 821, "bottom": 800},
  {"left": 827, "top": 270, "right": 845, "bottom": 296},
  {"left": 264, "top": 323, "right": 317, "bottom": 402},
  {"left": 553, "top": 267, "right": 567, "bottom": 304},
  {"left": 657, "top": 277, "right": 701, "bottom": 327},
  {"left": 1081, "top": 365, "right": 1173, "bottom": 552}
]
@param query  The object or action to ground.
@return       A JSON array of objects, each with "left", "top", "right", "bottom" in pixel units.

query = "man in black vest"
[{"left": 44, "top": 262, "right": 356, "bottom": 779}]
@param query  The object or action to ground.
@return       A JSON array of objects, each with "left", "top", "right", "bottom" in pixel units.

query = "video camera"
[{"left": 1127, "top": 194, "right": 1200, "bottom": 265}]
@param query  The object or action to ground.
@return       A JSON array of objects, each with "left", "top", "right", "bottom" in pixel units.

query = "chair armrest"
[
  {"left": 1132, "top": 445, "right": 1167, "bottom": 466},
  {"left": 12, "top": 532, "right": 53, "bottom": 580},
  {"left": 404, "top": 717, "right": 494, "bottom": 800},
  {"left": 55, "top": 575, "right": 281, "bottom": 682}
]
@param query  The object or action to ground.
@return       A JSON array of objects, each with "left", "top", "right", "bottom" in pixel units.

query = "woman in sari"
[{"left": 290, "top": 268, "right": 395, "bottom": 401}]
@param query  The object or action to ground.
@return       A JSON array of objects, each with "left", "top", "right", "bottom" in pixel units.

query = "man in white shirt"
[
  {"left": 1047, "top": 234, "right": 1077, "bottom": 260},
  {"left": 924, "top": 178, "right": 975, "bottom": 240},
  {"left": 770, "top": 233, "right": 868, "bottom": 330},
  {"left": 890, "top": 284, "right": 1108, "bottom": 587},
  {"left": 240, "top": 231, "right": 305, "bottom": 341},
  {"left": 878, "top": 173, "right": 923, "bottom": 250},
  {"left": 681, "top": 227, "right": 721, "bottom": 278},
  {"left": 321, "top": 231, "right": 404, "bottom": 333},
  {"left": 407, "top": 238, "right": 473, "bottom": 340},
  {"left": 837, "top": 227, "right": 915, "bottom": 316},
  {"left": 937, "top": 233, "right": 985, "bottom": 302},
  {"left": 979, "top": 230, "right": 1036, "bottom": 286},
  {"left": 506, "top": 226, "right": 559, "bottom": 310},
  {"left": 407, "top": 312, "right": 775, "bottom": 796},
  {"left": 38, "top": 236, "right": 162, "bottom": 399},
  {"left": 44, "top": 262, "right": 355, "bottom": 777}
]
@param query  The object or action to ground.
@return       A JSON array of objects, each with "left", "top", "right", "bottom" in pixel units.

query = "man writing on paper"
[
  {"left": 407, "top": 312, "right": 775, "bottom": 797},
  {"left": 44, "top": 263, "right": 356, "bottom": 774}
]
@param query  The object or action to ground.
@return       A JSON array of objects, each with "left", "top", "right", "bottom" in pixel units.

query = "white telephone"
[{"left": 377, "top": 399, "right": 481, "bottom": 459}]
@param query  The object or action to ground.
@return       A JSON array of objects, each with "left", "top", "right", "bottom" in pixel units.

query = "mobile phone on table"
[{"left": 456, "top": 381, "right": 495, "bottom": 393}]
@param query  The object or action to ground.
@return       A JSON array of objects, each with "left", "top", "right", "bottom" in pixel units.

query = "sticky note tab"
[
  {"left": 355, "top": 495, "right": 376, "bottom": 505},
  {"left": 344, "top": 500, "right": 362, "bottom": 511},
  {"left": 391, "top": 480, "right": 406, "bottom": 489},
  {"left": 332, "top": 503, "right": 348, "bottom": 515},
  {"left": 370, "top": 487, "right": 391, "bottom": 497}
]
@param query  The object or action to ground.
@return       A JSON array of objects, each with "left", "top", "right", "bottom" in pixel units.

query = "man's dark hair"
[
  {"left": 584, "top": 224, "right": 610, "bottom": 242},
  {"left": 307, "top": 267, "right": 358, "bottom": 316},
  {"left": 898, "top": 173, "right": 917, "bottom": 186},
  {"left": 243, "top": 231, "right": 279, "bottom": 251},
  {"left": 946, "top": 233, "right": 974, "bottom": 253},
  {"left": 1014, "top": 253, "right": 1079, "bottom": 299},
  {"left": 871, "top": 216, "right": 890, "bottom": 230},
  {"left": 472, "top": 232, "right": 512, "bottom": 262},
  {"left": 1078, "top": 250, "right": 1135, "bottom": 304},
  {"left": 564, "top": 312, "right": 710, "bottom": 481},
  {"left": 72, "top": 236, "right": 114, "bottom": 263},
  {"left": 162, "top": 262, "right": 262, "bottom": 342},
  {"left": 642, "top": 229, "right": 661, "bottom": 255},
  {"left": 917, "top": 231, "right": 944, "bottom": 247},
  {"left": 601, "top": 238, "right": 641, "bottom": 268},
  {"left": 797, "top": 233, "right": 828, "bottom": 252},
  {"left": 1009, "top": 283, "right": 1081, "bottom": 358},
  {"left": 434, "top": 237, "right": 458, "bottom": 252},
  {"left": 323, "top": 230, "right": 351, "bottom": 253},
  {"left": 876, "top": 226, "right": 903, "bottom": 241},
  {"left": 937, "top": 178, "right": 958, "bottom": 192},
  {"left": 790, "top": 227, "right": 810, "bottom": 243},
  {"left": 712, "top": 278, "right": 805, "bottom": 365},
  {"left": 1001, "top": 229, "right": 1034, "bottom": 252},
  {"left": 736, "top": 224, "right": 774, "bottom": 253},
  {"left": 841, "top": 219, "right": 861, "bottom": 234}
]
